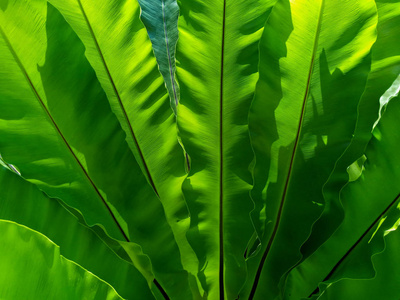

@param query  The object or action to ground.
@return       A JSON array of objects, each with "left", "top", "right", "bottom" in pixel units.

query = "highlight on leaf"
[{"left": 0, "top": 0, "right": 399, "bottom": 299}]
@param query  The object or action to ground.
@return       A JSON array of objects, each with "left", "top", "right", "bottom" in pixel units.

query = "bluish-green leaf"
[{"left": 138, "top": 0, "right": 180, "bottom": 114}]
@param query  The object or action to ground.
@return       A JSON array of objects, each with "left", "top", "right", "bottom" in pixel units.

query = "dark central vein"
[
  {"left": 249, "top": 1, "right": 325, "bottom": 298},
  {"left": 76, "top": 2, "right": 172, "bottom": 297},
  {"left": 162, "top": 0, "right": 178, "bottom": 107},
  {"left": 308, "top": 192, "right": 400, "bottom": 298},
  {"left": 219, "top": 1, "right": 227, "bottom": 299},
  {"left": 153, "top": 278, "right": 171, "bottom": 300},
  {"left": 0, "top": 25, "right": 129, "bottom": 242},
  {"left": 77, "top": 0, "right": 159, "bottom": 197},
  {"left": 2, "top": 18, "right": 169, "bottom": 300}
]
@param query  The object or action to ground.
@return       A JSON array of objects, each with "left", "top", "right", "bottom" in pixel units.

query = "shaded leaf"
[
  {"left": 0, "top": 165, "right": 155, "bottom": 300},
  {"left": 302, "top": 0, "right": 400, "bottom": 259},
  {"left": 245, "top": 0, "right": 377, "bottom": 298},
  {"left": 284, "top": 95, "right": 400, "bottom": 299},
  {"left": 0, "top": 1, "right": 189, "bottom": 298}
]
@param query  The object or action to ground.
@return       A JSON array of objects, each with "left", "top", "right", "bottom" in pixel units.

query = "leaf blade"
[
  {"left": 138, "top": 0, "right": 180, "bottom": 113},
  {"left": 0, "top": 2, "right": 190, "bottom": 298},
  {"left": 284, "top": 95, "right": 400, "bottom": 299},
  {"left": 245, "top": 0, "right": 377, "bottom": 298},
  {"left": 47, "top": 2, "right": 197, "bottom": 290},
  {"left": 176, "top": 0, "right": 277, "bottom": 298},
  {"left": 0, "top": 219, "right": 124, "bottom": 300},
  {"left": 0, "top": 165, "right": 155, "bottom": 300}
]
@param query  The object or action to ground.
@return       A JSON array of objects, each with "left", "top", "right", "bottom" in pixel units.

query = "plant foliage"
[{"left": 0, "top": 0, "right": 399, "bottom": 299}]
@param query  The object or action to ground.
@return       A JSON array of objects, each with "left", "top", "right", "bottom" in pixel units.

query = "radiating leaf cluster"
[{"left": 0, "top": 0, "right": 399, "bottom": 299}]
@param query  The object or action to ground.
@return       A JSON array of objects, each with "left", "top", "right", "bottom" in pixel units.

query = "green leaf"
[
  {"left": 245, "top": 0, "right": 377, "bottom": 298},
  {"left": 301, "top": 0, "right": 400, "bottom": 259},
  {"left": 318, "top": 227, "right": 400, "bottom": 300},
  {"left": 0, "top": 153, "right": 18, "bottom": 173},
  {"left": 175, "top": 0, "right": 277, "bottom": 298},
  {"left": 137, "top": 0, "right": 180, "bottom": 114},
  {"left": 284, "top": 95, "right": 400, "bottom": 299},
  {"left": 0, "top": 1, "right": 190, "bottom": 298},
  {"left": 0, "top": 219, "right": 123, "bottom": 299},
  {"left": 0, "top": 165, "right": 155, "bottom": 300},
  {"left": 1, "top": 0, "right": 399, "bottom": 298},
  {"left": 47, "top": 1, "right": 197, "bottom": 289}
]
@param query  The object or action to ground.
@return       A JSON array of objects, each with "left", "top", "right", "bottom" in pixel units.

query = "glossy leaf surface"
[
  {"left": 245, "top": 0, "right": 377, "bottom": 298},
  {"left": 47, "top": 0, "right": 196, "bottom": 284},
  {"left": 176, "top": 0, "right": 277, "bottom": 298},
  {"left": 0, "top": 1, "right": 189, "bottom": 298},
  {"left": 0, "top": 220, "right": 123, "bottom": 300},
  {"left": 0, "top": 166, "right": 155, "bottom": 300},
  {"left": 0, "top": 0, "right": 399, "bottom": 299}
]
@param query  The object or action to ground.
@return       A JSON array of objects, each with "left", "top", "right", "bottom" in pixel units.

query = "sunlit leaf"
[{"left": 0, "top": 220, "right": 124, "bottom": 300}]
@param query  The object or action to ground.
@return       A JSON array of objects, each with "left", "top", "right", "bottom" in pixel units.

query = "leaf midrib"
[
  {"left": 249, "top": 1, "right": 325, "bottom": 298},
  {"left": 219, "top": 0, "right": 227, "bottom": 299},
  {"left": 1, "top": 21, "right": 170, "bottom": 300},
  {"left": 308, "top": 192, "right": 400, "bottom": 298},
  {"left": 73, "top": 2, "right": 173, "bottom": 297},
  {"left": 0, "top": 24, "right": 129, "bottom": 242},
  {"left": 76, "top": 0, "right": 159, "bottom": 197}
]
